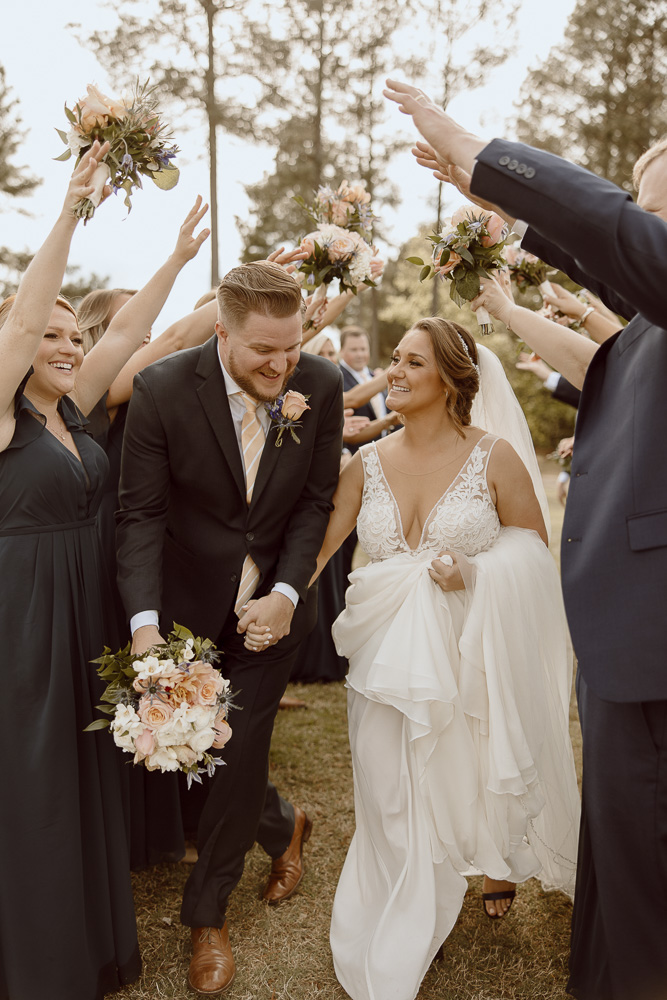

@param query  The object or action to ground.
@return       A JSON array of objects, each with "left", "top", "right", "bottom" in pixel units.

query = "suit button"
[
  {"left": 230, "top": 573, "right": 238, "bottom": 583},
  {"left": 524, "top": 167, "right": 535, "bottom": 179},
  {"left": 508, "top": 159, "right": 518, "bottom": 171},
  {"left": 515, "top": 162, "right": 527, "bottom": 175},
  {"left": 246, "top": 531, "right": 254, "bottom": 541},
  {"left": 499, "top": 155, "right": 510, "bottom": 166}
]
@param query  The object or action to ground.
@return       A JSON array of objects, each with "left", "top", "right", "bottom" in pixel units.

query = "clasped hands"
[{"left": 237, "top": 592, "right": 295, "bottom": 653}]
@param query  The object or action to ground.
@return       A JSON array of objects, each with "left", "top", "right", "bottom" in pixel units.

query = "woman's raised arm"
[
  {"left": 71, "top": 197, "right": 209, "bottom": 415},
  {"left": 0, "top": 142, "right": 108, "bottom": 422}
]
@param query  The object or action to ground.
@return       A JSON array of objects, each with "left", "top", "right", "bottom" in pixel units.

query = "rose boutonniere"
[{"left": 265, "top": 391, "right": 311, "bottom": 447}]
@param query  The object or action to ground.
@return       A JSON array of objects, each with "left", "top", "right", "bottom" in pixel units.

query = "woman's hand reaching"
[
  {"left": 471, "top": 273, "right": 515, "bottom": 328},
  {"left": 171, "top": 196, "right": 210, "bottom": 265},
  {"left": 63, "top": 140, "right": 111, "bottom": 218}
]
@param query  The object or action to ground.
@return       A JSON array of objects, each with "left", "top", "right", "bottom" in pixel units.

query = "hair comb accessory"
[{"left": 455, "top": 331, "right": 480, "bottom": 377}]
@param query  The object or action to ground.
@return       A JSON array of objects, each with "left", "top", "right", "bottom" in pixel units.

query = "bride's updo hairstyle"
[{"left": 412, "top": 317, "right": 480, "bottom": 436}]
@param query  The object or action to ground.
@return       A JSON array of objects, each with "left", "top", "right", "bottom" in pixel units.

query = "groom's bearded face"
[{"left": 217, "top": 310, "right": 303, "bottom": 402}]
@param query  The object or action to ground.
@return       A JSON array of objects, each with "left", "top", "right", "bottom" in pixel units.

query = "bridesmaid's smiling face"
[
  {"left": 31, "top": 304, "right": 84, "bottom": 401},
  {"left": 386, "top": 328, "right": 445, "bottom": 414}
]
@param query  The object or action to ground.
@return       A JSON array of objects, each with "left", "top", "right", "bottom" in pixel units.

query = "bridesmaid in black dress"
[{"left": 0, "top": 144, "right": 209, "bottom": 1000}]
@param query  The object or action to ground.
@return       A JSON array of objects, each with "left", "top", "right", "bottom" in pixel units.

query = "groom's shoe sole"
[{"left": 260, "top": 806, "right": 313, "bottom": 904}]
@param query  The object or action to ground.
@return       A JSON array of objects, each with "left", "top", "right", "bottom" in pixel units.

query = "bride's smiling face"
[{"left": 386, "top": 328, "right": 446, "bottom": 413}]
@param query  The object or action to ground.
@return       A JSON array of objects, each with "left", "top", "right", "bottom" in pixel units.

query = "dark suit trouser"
[
  {"left": 568, "top": 673, "right": 667, "bottom": 1000},
  {"left": 180, "top": 613, "right": 304, "bottom": 928}
]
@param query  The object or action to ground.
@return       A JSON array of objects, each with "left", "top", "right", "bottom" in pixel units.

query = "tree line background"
[{"left": 1, "top": 0, "right": 666, "bottom": 447}]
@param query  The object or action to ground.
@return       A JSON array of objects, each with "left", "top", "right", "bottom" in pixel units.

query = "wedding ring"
[{"left": 414, "top": 93, "right": 428, "bottom": 104}]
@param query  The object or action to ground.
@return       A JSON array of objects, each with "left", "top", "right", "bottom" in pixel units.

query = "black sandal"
[{"left": 482, "top": 889, "right": 516, "bottom": 919}]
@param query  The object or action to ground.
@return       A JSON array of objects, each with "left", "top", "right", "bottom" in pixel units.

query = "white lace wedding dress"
[{"left": 330, "top": 435, "right": 580, "bottom": 1000}]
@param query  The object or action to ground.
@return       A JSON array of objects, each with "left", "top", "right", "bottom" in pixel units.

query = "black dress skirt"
[{"left": 0, "top": 395, "right": 141, "bottom": 1000}]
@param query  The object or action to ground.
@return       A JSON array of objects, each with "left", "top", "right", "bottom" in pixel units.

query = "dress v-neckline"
[{"left": 373, "top": 437, "right": 485, "bottom": 553}]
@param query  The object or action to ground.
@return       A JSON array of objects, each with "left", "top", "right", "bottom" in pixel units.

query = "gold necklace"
[
  {"left": 47, "top": 412, "right": 68, "bottom": 442},
  {"left": 381, "top": 439, "right": 473, "bottom": 477}
]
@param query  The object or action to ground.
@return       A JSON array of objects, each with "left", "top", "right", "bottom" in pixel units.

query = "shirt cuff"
[
  {"left": 272, "top": 583, "right": 299, "bottom": 608},
  {"left": 130, "top": 610, "right": 159, "bottom": 635},
  {"left": 512, "top": 219, "right": 528, "bottom": 240},
  {"left": 545, "top": 371, "right": 561, "bottom": 392}
]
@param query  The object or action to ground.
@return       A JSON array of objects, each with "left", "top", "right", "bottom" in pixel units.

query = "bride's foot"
[{"left": 482, "top": 876, "right": 516, "bottom": 918}]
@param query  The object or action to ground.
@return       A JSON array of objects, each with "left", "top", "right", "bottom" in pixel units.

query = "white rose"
[
  {"left": 145, "top": 747, "right": 181, "bottom": 772},
  {"left": 66, "top": 127, "right": 88, "bottom": 156},
  {"left": 188, "top": 727, "right": 216, "bottom": 754},
  {"left": 184, "top": 704, "right": 214, "bottom": 730}
]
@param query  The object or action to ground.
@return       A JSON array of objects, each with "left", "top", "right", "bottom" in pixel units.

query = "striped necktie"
[{"left": 234, "top": 393, "right": 266, "bottom": 616}]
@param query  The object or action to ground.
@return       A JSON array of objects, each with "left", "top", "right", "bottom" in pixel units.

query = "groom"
[{"left": 116, "top": 260, "right": 343, "bottom": 994}]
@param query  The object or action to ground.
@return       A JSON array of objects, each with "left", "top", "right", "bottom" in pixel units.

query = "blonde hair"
[
  {"left": 216, "top": 261, "right": 304, "bottom": 330},
  {"left": 301, "top": 331, "right": 335, "bottom": 357},
  {"left": 410, "top": 317, "right": 480, "bottom": 436},
  {"left": 77, "top": 287, "right": 136, "bottom": 354},
  {"left": 193, "top": 289, "right": 217, "bottom": 310},
  {"left": 0, "top": 293, "right": 77, "bottom": 331},
  {"left": 633, "top": 136, "right": 667, "bottom": 190}
]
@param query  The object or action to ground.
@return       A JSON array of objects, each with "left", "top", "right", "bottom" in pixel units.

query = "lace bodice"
[{"left": 357, "top": 436, "right": 501, "bottom": 562}]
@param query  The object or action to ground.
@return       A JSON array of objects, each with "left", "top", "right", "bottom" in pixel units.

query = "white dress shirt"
[{"left": 129, "top": 347, "right": 298, "bottom": 635}]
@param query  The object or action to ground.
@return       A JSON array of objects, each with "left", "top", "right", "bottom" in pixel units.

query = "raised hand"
[
  {"left": 516, "top": 352, "right": 552, "bottom": 382},
  {"left": 267, "top": 245, "right": 310, "bottom": 274},
  {"left": 471, "top": 273, "right": 515, "bottom": 327},
  {"left": 542, "top": 283, "right": 587, "bottom": 319},
  {"left": 63, "top": 140, "right": 111, "bottom": 217},
  {"left": 383, "top": 78, "right": 484, "bottom": 175},
  {"left": 171, "top": 196, "right": 210, "bottom": 264}
]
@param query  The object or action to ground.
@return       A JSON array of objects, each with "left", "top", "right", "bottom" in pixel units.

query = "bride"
[{"left": 312, "top": 317, "right": 578, "bottom": 1000}]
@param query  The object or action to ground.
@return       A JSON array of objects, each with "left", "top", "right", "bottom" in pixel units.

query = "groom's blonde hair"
[{"left": 217, "top": 261, "right": 304, "bottom": 330}]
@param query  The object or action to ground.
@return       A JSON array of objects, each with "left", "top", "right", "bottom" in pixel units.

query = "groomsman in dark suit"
[
  {"left": 338, "top": 325, "right": 389, "bottom": 452},
  {"left": 383, "top": 79, "right": 667, "bottom": 1000},
  {"left": 116, "top": 261, "right": 343, "bottom": 994}
]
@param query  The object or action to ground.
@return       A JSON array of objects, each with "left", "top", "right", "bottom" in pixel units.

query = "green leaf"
[
  {"left": 458, "top": 246, "right": 475, "bottom": 266},
  {"left": 405, "top": 256, "right": 425, "bottom": 265},
  {"left": 151, "top": 166, "right": 180, "bottom": 191},
  {"left": 53, "top": 149, "right": 72, "bottom": 162},
  {"left": 419, "top": 264, "right": 432, "bottom": 282},
  {"left": 83, "top": 719, "right": 111, "bottom": 732},
  {"left": 55, "top": 128, "right": 69, "bottom": 144},
  {"left": 439, "top": 247, "right": 451, "bottom": 267},
  {"left": 172, "top": 623, "right": 195, "bottom": 641},
  {"left": 455, "top": 269, "right": 481, "bottom": 301},
  {"left": 64, "top": 104, "right": 77, "bottom": 124}
]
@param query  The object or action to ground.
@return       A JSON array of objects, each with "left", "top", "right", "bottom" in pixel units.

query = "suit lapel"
[
  {"left": 195, "top": 337, "right": 246, "bottom": 499},
  {"left": 250, "top": 363, "right": 305, "bottom": 510}
]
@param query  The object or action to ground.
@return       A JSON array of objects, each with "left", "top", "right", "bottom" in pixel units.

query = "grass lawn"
[{"left": 116, "top": 465, "right": 581, "bottom": 1000}]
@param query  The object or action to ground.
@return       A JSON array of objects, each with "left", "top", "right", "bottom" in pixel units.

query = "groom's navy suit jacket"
[
  {"left": 116, "top": 337, "right": 343, "bottom": 642},
  {"left": 472, "top": 141, "right": 667, "bottom": 702}
]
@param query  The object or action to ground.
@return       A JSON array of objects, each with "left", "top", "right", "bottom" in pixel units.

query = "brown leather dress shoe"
[
  {"left": 188, "top": 923, "right": 235, "bottom": 995},
  {"left": 261, "top": 805, "right": 313, "bottom": 905}
]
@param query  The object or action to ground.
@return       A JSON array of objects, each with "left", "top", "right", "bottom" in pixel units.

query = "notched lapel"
[{"left": 195, "top": 339, "right": 246, "bottom": 499}]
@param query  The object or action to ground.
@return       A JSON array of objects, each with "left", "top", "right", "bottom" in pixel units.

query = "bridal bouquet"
[
  {"left": 55, "top": 80, "right": 179, "bottom": 222},
  {"left": 408, "top": 206, "right": 510, "bottom": 334},
  {"left": 294, "top": 180, "right": 381, "bottom": 298},
  {"left": 85, "top": 624, "right": 234, "bottom": 787}
]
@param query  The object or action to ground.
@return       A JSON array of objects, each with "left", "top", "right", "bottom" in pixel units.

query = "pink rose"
[
  {"left": 197, "top": 678, "right": 222, "bottom": 706},
  {"left": 331, "top": 201, "right": 353, "bottom": 226},
  {"left": 434, "top": 250, "right": 461, "bottom": 275},
  {"left": 138, "top": 695, "right": 174, "bottom": 730},
  {"left": 75, "top": 84, "right": 127, "bottom": 131},
  {"left": 504, "top": 246, "right": 521, "bottom": 266},
  {"left": 328, "top": 234, "right": 357, "bottom": 261},
  {"left": 212, "top": 714, "right": 232, "bottom": 750},
  {"left": 450, "top": 205, "right": 471, "bottom": 227},
  {"left": 341, "top": 183, "right": 371, "bottom": 205},
  {"left": 480, "top": 212, "right": 507, "bottom": 247},
  {"left": 281, "top": 390, "right": 310, "bottom": 421},
  {"left": 300, "top": 236, "right": 316, "bottom": 256},
  {"left": 134, "top": 727, "right": 155, "bottom": 757}
]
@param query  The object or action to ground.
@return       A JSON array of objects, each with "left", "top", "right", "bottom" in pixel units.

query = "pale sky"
[{"left": 2, "top": 0, "right": 578, "bottom": 332}]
